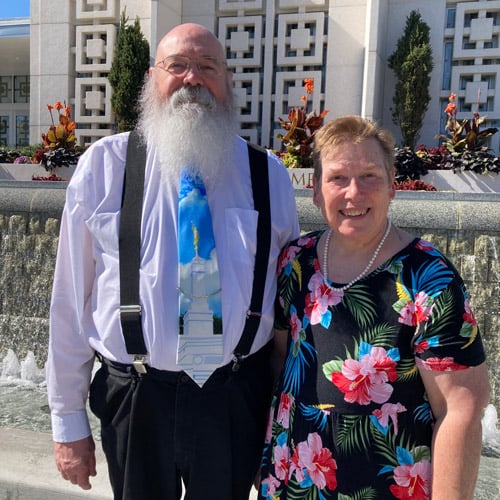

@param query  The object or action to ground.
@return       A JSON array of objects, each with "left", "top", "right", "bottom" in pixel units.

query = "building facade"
[{"left": 1, "top": 0, "right": 500, "bottom": 153}]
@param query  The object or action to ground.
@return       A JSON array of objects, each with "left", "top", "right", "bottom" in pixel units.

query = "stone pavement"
[{"left": 0, "top": 427, "right": 259, "bottom": 499}]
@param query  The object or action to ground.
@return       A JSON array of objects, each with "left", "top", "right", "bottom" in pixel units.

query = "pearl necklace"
[{"left": 323, "top": 219, "right": 392, "bottom": 292}]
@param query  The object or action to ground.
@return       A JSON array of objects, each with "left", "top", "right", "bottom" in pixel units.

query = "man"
[{"left": 46, "top": 23, "right": 299, "bottom": 500}]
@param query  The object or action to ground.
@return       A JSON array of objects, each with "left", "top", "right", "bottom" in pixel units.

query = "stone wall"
[{"left": 0, "top": 183, "right": 499, "bottom": 412}]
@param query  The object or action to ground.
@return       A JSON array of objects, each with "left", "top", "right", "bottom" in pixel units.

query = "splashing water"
[{"left": 0, "top": 349, "right": 99, "bottom": 434}]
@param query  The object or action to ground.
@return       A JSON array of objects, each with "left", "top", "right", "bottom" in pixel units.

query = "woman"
[{"left": 258, "top": 116, "right": 490, "bottom": 499}]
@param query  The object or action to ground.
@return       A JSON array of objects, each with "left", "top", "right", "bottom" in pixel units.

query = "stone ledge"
[{"left": 295, "top": 190, "right": 500, "bottom": 232}]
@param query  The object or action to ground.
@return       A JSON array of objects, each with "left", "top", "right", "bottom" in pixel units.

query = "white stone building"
[{"left": 1, "top": 0, "right": 500, "bottom": 153}]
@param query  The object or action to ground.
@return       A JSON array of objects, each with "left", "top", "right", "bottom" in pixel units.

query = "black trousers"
[{"left": 89, "top": 342, "right": 273, "bottom": 500}]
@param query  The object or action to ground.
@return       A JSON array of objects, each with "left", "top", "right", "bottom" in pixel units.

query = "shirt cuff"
[{"left": 50, "top": 410, "right": 92, "bottom": 443}]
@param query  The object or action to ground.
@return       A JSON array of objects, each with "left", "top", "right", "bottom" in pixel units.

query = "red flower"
[
  {"left": 389, "top": 460, "right": 431, "bottom": 499},
  {"left": 290, "top": 433, "right": 337, "bottom": 491},
  {"left": 416, "top": 356, "right": 468, "bottom": 372},
  {"left": 331, "top": 346, "right": 398, "bottom": 405}
]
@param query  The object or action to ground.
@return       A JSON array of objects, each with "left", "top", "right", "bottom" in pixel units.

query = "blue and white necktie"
[{"left": 176, "top": 170, "right": 223, "bottom": 386}]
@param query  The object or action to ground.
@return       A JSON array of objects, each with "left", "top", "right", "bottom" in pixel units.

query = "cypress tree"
[
  {"left": 388, "top": 10, "right": 433, "bottom": 149},
  {"left": 108, "top": 10, "right": 150, "bottom": 132}
]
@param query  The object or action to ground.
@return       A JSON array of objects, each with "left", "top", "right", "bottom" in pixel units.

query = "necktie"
[{"left": 177, "top": 170, "right": 223, "bottom": 386}]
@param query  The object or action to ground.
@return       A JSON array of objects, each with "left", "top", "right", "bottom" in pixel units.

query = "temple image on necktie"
[{"left": 176, "top": 170, "right": 223, "bottom": 386}]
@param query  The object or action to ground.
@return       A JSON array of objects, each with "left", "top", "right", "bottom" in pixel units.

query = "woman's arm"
[{"left": 420, "top": 362, "right": 490, "bottom": 500}]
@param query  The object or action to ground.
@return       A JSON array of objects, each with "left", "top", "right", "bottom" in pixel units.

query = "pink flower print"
[
  {"left": 305, "top": 270, "right": 343, "bottom": 326},
  {"left": 278, "top": 245, "right": 301, "bottom": 274},
  {"left": 290, "top": 433, "right": 337, "bottom": 491},
  {"left": 274, "top": 442, "right": 291, "bottom": 482},
  {"left": 415, "top": 240, "right": 434, "bottom": 253},
  {"left": 277, "top": 392, "right": 294, "bottom": 429},
  {"left": 372, "top": 403, "right": 407, "bottom": 435},
  {"left": 398, "top": 291, "right": 433, "bottom": 326},
  {"left": 289, "top": 309, "right": 302, "bottom": 342},
  {"left": 389, "top": 460, "right": 431, "bottom": 499},
  {"left": 331, "top": 346, "right": 398, "bottom": 405},
  {"left": 462, "top": 298, "right": 477, "bottom": 326},
  {"left": 261, "top": 473, "right": 280, "bottom": 498},
  {"left": 297, "top": 235, "right": 315, "bottom": 248}
]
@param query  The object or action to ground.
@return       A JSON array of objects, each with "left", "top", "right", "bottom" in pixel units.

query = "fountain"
[
  {"left": 0, "top": 185, "right": 499, "bottom": 497},
  {"left": 0, "top": 348, "right": 499, "bottom": 499}
]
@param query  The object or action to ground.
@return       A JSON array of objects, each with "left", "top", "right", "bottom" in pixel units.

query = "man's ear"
[{"left": 226, "top": 70, "right": 233, "bottom": 89}]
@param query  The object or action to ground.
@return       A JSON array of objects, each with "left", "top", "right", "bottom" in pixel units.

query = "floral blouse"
[{"left": 258, "top": 231, "right": 486, "bottom": 500}]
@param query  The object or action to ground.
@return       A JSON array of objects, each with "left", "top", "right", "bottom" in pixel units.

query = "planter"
[
  {"left": 0, "top": 163, "right": 77, "bottom": 181},
  {"left": 422, "top": 170, "right": 500, "bottom": 193},
  {"left": 288, "top": 168, "right": 314, "bottom": 189}
]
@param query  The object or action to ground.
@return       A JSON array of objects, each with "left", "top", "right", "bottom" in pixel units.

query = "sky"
[{"left": 0, "top": 0, "right": 30, "bottom": 19}]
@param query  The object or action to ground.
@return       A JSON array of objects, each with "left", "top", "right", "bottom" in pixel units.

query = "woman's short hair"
[{"left": 313, "top": 115, "right": 396, "bottom": 182}]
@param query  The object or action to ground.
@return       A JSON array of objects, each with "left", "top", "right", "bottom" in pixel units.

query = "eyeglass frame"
[{"left": 155, "top": 55, "right": 228, "bottom": 78}]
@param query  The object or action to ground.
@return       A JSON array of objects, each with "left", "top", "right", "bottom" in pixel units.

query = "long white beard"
[{"left": 137, "top": 78, "right": 238, "bottom": 187}]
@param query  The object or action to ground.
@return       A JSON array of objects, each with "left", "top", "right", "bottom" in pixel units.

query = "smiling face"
[
  {"left": 150, "top": 23, "right": 232, "bottom": 106},
  {"left": 313, "top": 137, "right": 395, "bottom": 245}
]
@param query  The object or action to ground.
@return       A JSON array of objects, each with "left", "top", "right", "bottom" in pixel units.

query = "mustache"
[{"left": 169, "top": 86, "right": 217, "bottom": 110}]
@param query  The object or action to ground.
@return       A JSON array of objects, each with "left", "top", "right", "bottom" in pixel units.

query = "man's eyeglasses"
[{"left": 156, "top": 56, "right": 227, "bottom": 78}]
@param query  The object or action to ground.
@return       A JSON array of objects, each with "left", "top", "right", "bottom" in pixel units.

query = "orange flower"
[
  {"left": 47, "top": 104, "right": 53, "bottom": 111},
  {"left": 448, "top": 93, "right": 456, "bottom": 102},
  {"left": 300, "top": 95, "right": 307, "bottom": 103},
  {"left": 444, "top": 102, "right": 456, "bottom": 116},
  {"left": 55, "top": 101, "right": 63, "bottom": 110},
  {"left": 304, "top": 78, "right": 314, "bottom": 94}
]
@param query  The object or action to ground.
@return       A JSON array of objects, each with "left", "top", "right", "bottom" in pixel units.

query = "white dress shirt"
[{"left": 46, "top": 132, "right": 300, "bottom": 442}]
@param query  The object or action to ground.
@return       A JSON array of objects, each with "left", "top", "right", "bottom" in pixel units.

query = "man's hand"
[{"left": 54, "top": 435, "right": 97, "bottom": 490}]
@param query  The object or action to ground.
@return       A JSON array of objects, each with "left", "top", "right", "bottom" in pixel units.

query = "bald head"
[{"left": 155, "top": 23, "right": 226, "bottom": 66}]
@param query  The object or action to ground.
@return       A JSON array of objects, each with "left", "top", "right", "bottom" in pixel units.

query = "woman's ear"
[
  {"left": 312, "top": 175, "right": 321, "bottom": 208},
  {"left": 389, "top": 169, "right": 396, "bottom": 200}
]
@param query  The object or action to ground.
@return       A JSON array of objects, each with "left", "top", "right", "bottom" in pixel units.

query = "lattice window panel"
[
  {"left": 454, "top": 1, "right": 500, "bottom": 59},
  {"left": 0, "top": 116, "right": 8, "bottom": 145},
  {"left": 219, "top": 16, "right": 262, "bottom": 67},
  {"left": 76, "top": 0, "right": 118, "bottom": 21},
  {"left": 74, "top": 0, "right": 118, "bottom": 143},
  {"left": 75, "top": 25, "right": 116, "bottom": 72},
  {"left": 13, "top": 76, "right": 29, "bottom": 104},
  {"left": 276, "top": 12, "right": 325, "bottom": 65},
  {"left": 74, "top": 77, "right": 113, "bottom": 124},
  {"left": 0, "top": 77, "right": 12, "bottom": 104},
  {"left": 16, "top": 115, "right": 29, "bottom": 147},
  {"left": 217, "top": 1, "right": 328, "bottom": 147}
]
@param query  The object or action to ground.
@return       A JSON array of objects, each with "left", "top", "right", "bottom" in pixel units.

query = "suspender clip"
[
  {"left": 246, "top": 310, "right": 262, "bottom": 318},
  {"left": 120, "top": 304, "right": 142, "bottom": 315},
  {"left": 232, "top": 353, "right": 244, "bottom": 372},
  {"left": 132, "top": 354, "right": 148, "bottom": 374}
]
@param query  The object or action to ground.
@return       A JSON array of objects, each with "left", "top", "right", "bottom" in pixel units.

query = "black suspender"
[
  {"left": 119, "top": 130, "right": 148, "bottom": 372},
  {"left": 118, "top": 131, "right": 272, "bottom": 371},
  {"left": 232, "top": 143, "right": 271, "bottom": 370}
]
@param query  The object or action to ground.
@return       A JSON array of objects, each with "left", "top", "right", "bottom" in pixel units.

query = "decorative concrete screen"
[
  {"left": 217, "top": 0, "right": 328, "bottom": 148},
  {"left": 73, "top": 0, "right": 118, "bottom": 146},
  {"left": 444, "top": 1, "right": 500, "bottom": 151}
]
